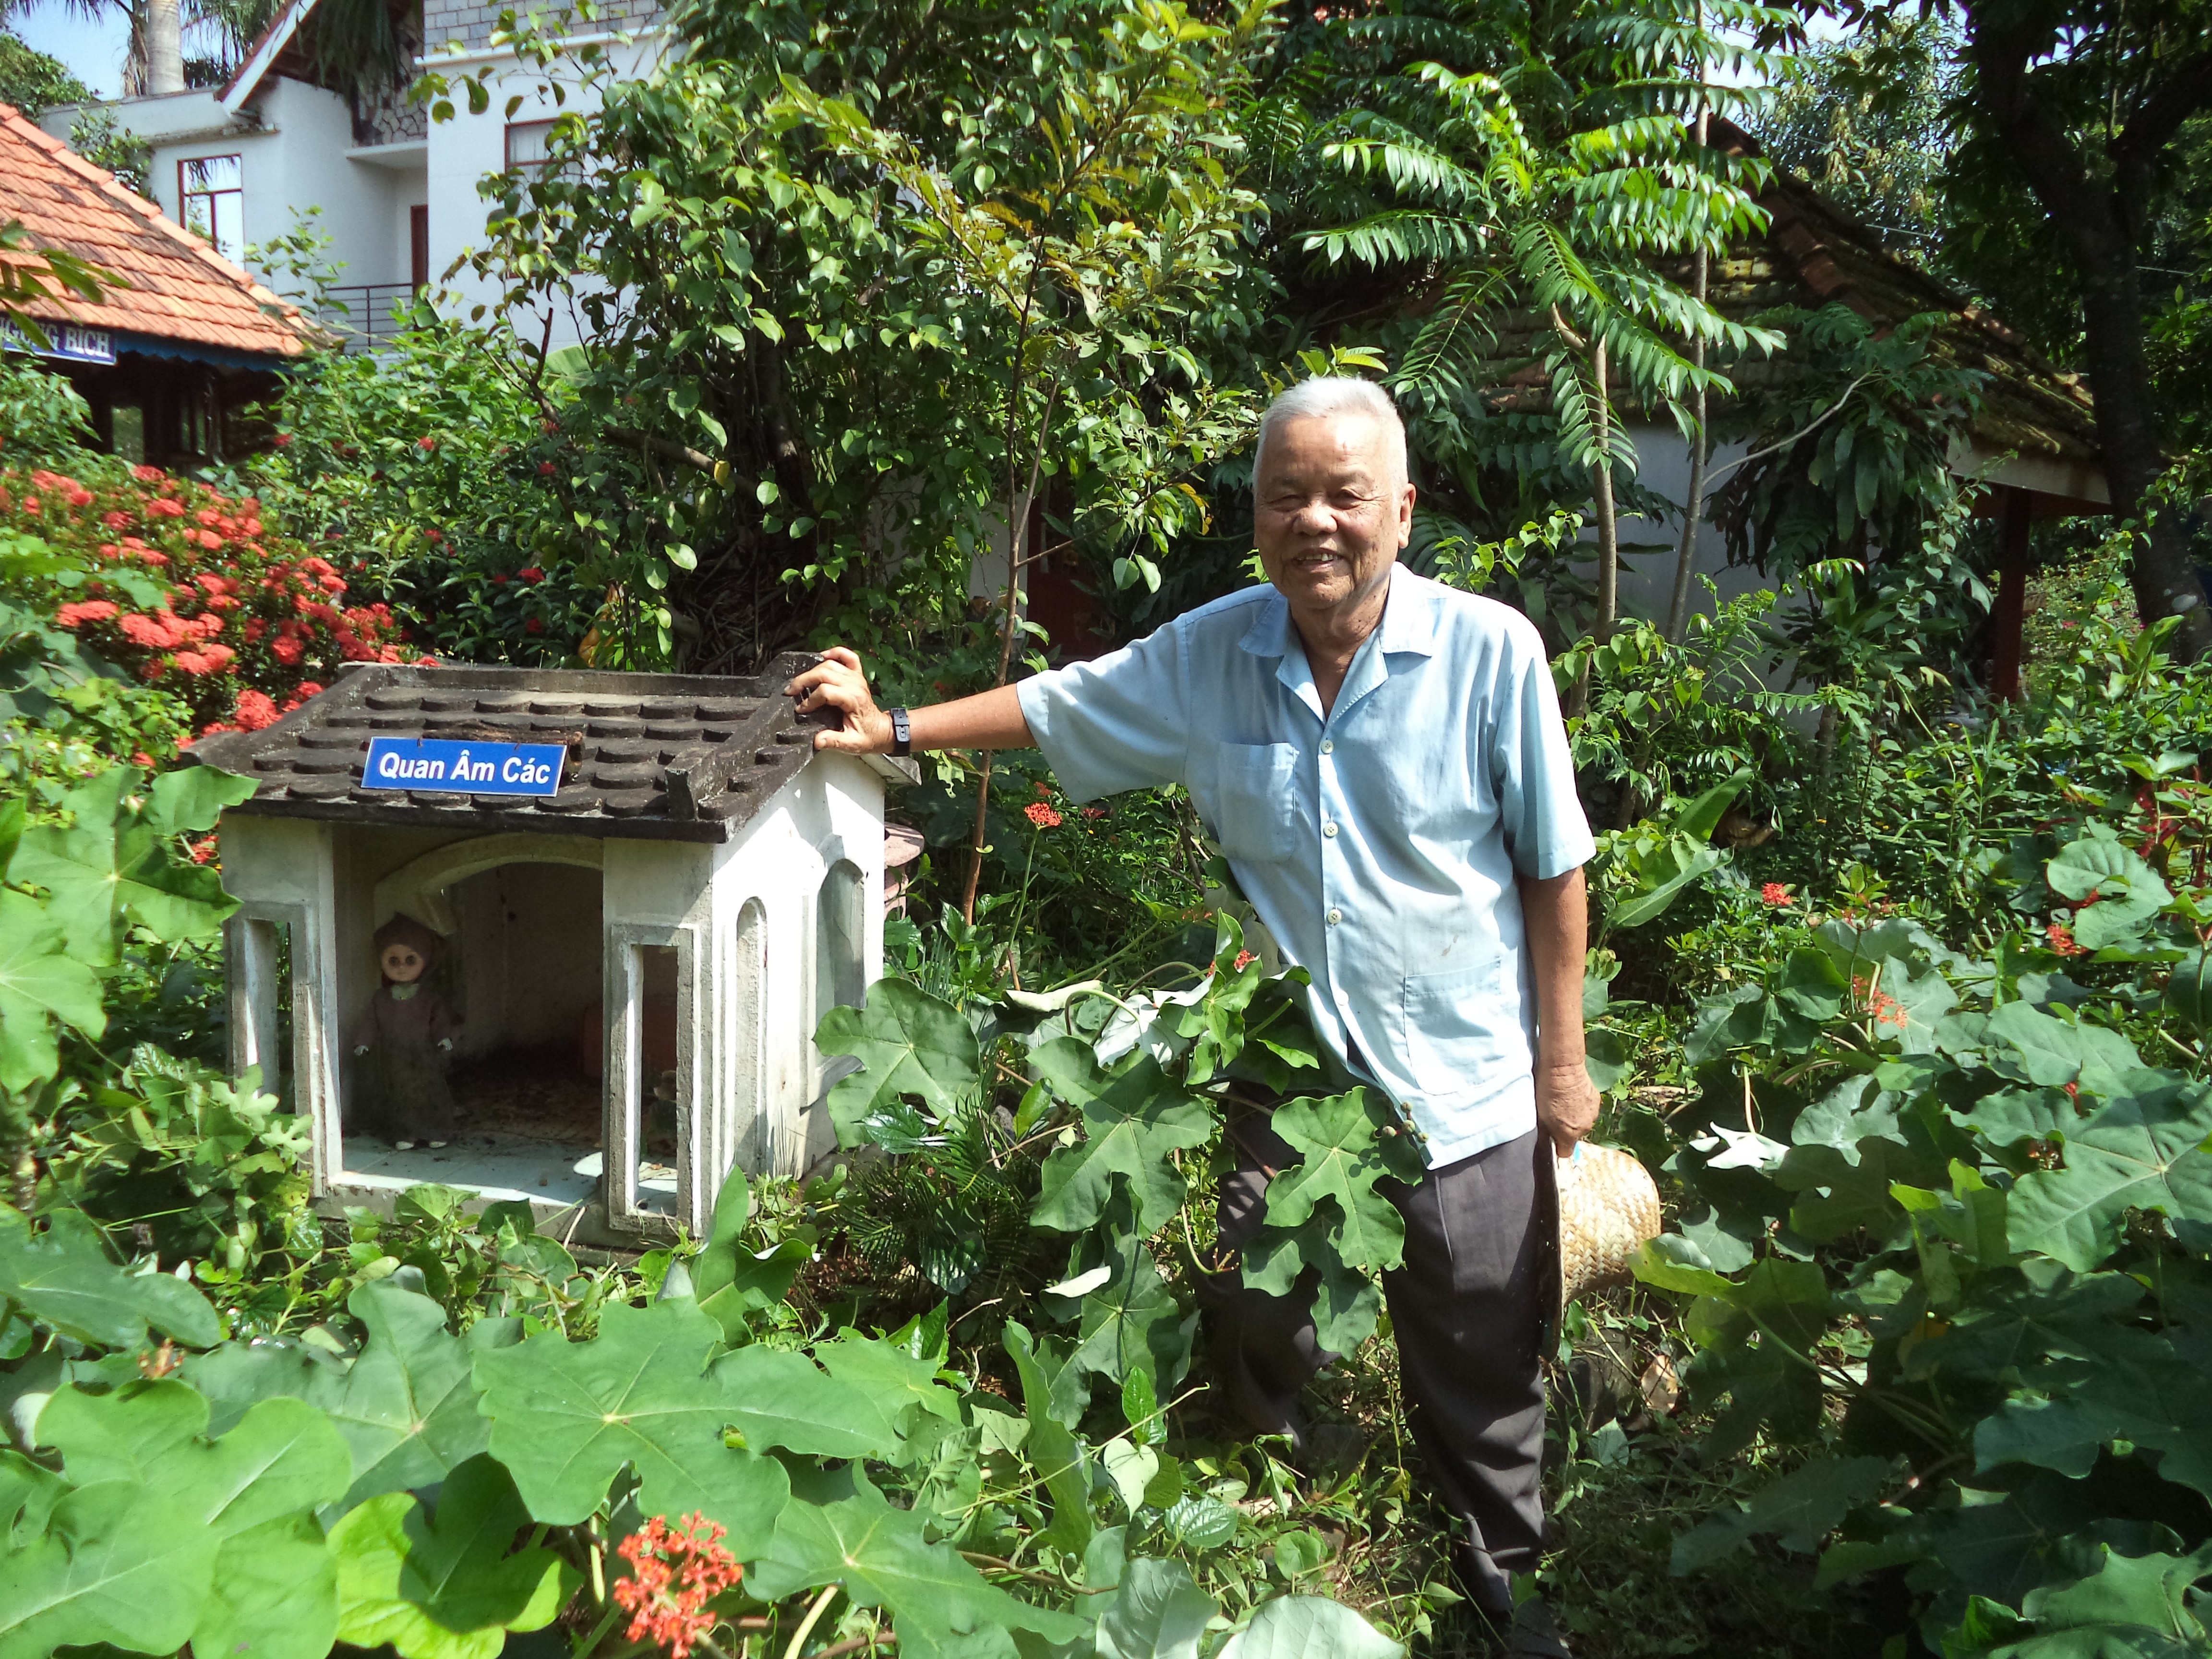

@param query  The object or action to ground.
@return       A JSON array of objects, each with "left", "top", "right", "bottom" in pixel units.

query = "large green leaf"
[
  {"left": 1904, "top": 1267, "right": 2144, "bottom": 1383},
  {"left": 1607, "top": 834, "right": 1726, "bottom": 931},
  {"left": 0, "top": 1480, "right": 219, "bottom": 1659},
  {"left": 1094, "top": 1556, "right": 1216, "bottom": 1659},
  {"left": 11, "top": 768, "right": 240, "bottom": 957},
  {"left": 0, "top": 1207, "right": 219, "bottom": 1350},
  {"left": 146, "top": 763, "right": 259, "bottom": 838},
  {"left": 1257, "top": 1090, "right": 1424, "bottom": 1274},
  {"left": 1066, "top": 1235, "right": 1196, "bottom": 1390},
  {"left": 0, "top": 890, "right": 104, "bottom": 1091},
  {"left": 2006, "top": 1078, "right": 2212, "bottom": 1272},
  {"left": 109, "top": 820, "right": 241, "bottom": 943},
  {"left": 1241, "top": 1222, "right": 1384, "bottom": 1356},
  {"left": 36, "top": 1382, "right": 348, "bottom": 1525},
  {"left": 196, "top": 1512, "right": 339, "bottom": 1659},
  {"left": 2166, "top": 948, "right": 2212, "bottom": 1033},
  {"left": 2045, "top": 837, "right": 2171, "bottom": 954},
  {"left": 818, "top": 978, "right": 984, "bottom": 1145},
  {"left": 691, "top": 1166, "right": 812, "bottom": 1340},
  {"left": 1004, "top": 1320, "right": 1093, "bottom": 1555},
  {"left": 1975, "top": 1335, "right": 2212, "bottom": 1499},
  {"left": 33, "top": 1379, "right": 350, "bottom": 1659},
  {"left": 814, "top": 1327, "right": 963, "bottom": 1449},
  {"left": 318, "top": 1281, "right": 492, "bottom": 1506},
  {"left": 330, "top": 1454, "right": 577, "bottom": 1659},
  {"left": 692, "top": 1160, "right": 751, "bottom": 1295},
  {"left": 1980, "top": 1003, "right": 2147, "bottom": 1101},
  {"left": 1774, "top": 1137, "right": 1920, "bottom": 1248},
  {"left": 6, "top": 768, "right": 134, "bottom": 963},
  {"left": 1995, "top": 1543, "right": 2212, "bottom": 1658},
  {"left": 747, "top": 1468, "right": 1088, "bottom": 1648},
  {"left": 1032, "top": 1050, "right": 1215, "bottom": 1237},
  {"left": 1673, "top": 1258, "right": 1832, "bottom": 1460},
  {"left": 473, "top": 1293, "right": 795, "bottom": 1549},
  {"left": 1217, "top": 1596, "right": 1407, "bottom": 1659},
  {"left": 1672, "top": 1455, "right": 1892, "bottom": 1572}
]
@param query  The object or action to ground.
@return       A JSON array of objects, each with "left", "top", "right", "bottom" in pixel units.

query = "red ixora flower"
[
  {"left": 417, "top": 435, "right": 438, "bottom": 452},
  {"left": 612, "top": 1513, "right": 741, "bottom": 1659},
  {"left": 2046, "top": 922, "right": 2084, "bottom": 958},
  {"left": 1024, "top": 801, "right": 1062, "bottom": 830},
  {"left": 1759, "top": 882, "right": 1790, "bottom": 907},
  {"left": 517, "top": 566, "right": 543, "bottom": 583}
]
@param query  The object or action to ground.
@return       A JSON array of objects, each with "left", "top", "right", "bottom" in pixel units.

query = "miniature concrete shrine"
[{"left": 189, "top": 656, "right": 916, "bottom": 1242}]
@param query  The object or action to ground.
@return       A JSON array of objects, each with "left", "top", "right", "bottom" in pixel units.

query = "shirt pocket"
[
  {"left": 1401, "top": 958, "right": 1529, "bottom": 1098},
  {"left": 1207, "top": 740, "right": 1301, "bottom": 864}
]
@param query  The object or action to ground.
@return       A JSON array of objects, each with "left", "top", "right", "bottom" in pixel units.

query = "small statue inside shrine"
[{"left": 349, "top": 915, "right": 458, "bottom": 1150}]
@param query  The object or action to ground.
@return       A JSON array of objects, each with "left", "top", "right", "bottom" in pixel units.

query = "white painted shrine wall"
[
  {"left": 709, "top": 751, "right": 888, "bottom": 1182},
  {"left": 215, "top": 812, "right": 342, "bottom": 1194}
]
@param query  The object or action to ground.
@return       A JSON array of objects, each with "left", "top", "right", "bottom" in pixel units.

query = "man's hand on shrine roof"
[
  {"left": 788, "top": 649, "right": 1038, "bottom": 756},
  {"left": 788, "top": 647, "right": 896, "bottom": 754}
]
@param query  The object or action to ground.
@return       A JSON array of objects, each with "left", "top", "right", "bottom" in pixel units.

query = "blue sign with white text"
[{"left": 362, "top": 737, "right": 566, "bottom": 796}]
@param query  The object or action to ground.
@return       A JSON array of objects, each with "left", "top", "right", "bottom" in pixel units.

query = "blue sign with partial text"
[{"left": 361, "top": 737, "right": 565, "bottom": 796}]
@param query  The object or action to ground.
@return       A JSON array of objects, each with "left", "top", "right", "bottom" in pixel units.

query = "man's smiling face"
[{"left": 1252, "top": 411, "right": 1414, "bottom": 630}]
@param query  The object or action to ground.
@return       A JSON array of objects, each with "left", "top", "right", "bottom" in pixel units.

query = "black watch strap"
[{"left": 889, "top": 707, "right": 912, "bottom": 758}]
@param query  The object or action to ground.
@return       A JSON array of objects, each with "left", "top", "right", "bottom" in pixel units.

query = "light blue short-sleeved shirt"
[{"left": 1015, "top": 567, "right": 1595, "bottom": 1167}]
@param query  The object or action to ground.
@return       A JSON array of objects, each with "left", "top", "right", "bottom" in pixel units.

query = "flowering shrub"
[
  {"left": 249, "top": 319, "right": 612, "bottom": 666},
  {"left": 612, "top": 1512, "right": 741, "bottom": 1659},
  {"left": 0, "top": 460, "right": 426, "bottom": 741}
]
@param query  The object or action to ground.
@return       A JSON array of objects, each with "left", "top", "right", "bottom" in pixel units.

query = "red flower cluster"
[
  {"left": 612, "top": 1513, "right": 742, "bottom": 1659},
  {"left": 1759, "top": 882, "right": 1790, "bottom": 907},
  {"left": 2046, "top": 922, "right": 2084, "bottom": 958},
  {"left": 1851, "top": 974, "right": 1909, "bottom": 1030},
  {"left": 1024, "top": 801, "right": 1062, "bottom": 829},
  {"left": 6, "top": 463, "right": 428, "bottom": 745}
]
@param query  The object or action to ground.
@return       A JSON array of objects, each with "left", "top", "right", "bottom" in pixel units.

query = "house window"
[
  {"left": 179, "top": 155, "right": 243, "bottom": 264},
  {"left": 505, "top": 120, "right": 565, "bottom": 176}
]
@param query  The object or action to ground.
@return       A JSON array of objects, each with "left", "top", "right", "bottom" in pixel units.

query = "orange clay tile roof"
[{"left": 0, "top": 100, "right": 309, "bottom": 360}]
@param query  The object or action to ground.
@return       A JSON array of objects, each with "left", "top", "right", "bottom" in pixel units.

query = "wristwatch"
[{"left": 889, "top": 707, "right": 912, "bottom": 758}]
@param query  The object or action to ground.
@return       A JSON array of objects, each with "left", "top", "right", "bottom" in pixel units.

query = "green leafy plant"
[{"left": 1634, "top": 817, "right": 2212, "bottom": 1651}]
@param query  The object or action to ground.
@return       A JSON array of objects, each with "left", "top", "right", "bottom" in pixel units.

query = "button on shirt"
[{"left": 1015, "top": 568, "right": 1595, "bottom": 1167}]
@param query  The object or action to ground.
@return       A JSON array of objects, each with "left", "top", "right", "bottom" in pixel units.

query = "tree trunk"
[
  {"left": 1967, "top": 14, "right": 2212, "bottom": 659},
  {"left": 144, "top": 0, "right": 185, "bottom": 95},
  {"left": 1591, "top": 337, "right": 1618, "bottom": 643},
  {"left": 1666, "top": 47, "right": 1712, "bottom": 646}
]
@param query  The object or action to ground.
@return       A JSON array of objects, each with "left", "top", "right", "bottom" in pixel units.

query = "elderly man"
[{"left": 788, "top": 377, "right": 1595, "bottom": 1656}]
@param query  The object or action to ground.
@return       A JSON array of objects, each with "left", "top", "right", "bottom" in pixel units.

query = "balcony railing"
[{"left": 315, "top": 284, "right": 421, "bottom": 353}]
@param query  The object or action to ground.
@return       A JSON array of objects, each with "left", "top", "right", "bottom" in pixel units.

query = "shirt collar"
[
  {"left": 1376, "top": 567, "right": 1443, "bottom": 658},
  {"left": 1235, "top": 566, "right": 1442, "bottom": 661}
]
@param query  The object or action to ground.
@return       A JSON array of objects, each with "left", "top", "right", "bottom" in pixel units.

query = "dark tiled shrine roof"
[{"left": 188, "top": 655, "right": 913, "bottom": 842}]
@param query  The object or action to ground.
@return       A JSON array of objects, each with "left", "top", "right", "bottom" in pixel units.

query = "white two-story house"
[{"left": 39, "top": 0, "right": 668, "bottom": 346}]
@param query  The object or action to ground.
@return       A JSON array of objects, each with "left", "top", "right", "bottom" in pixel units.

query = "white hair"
[{"left": 1254, "top": 376, "right": 1409, "bottom": 493}]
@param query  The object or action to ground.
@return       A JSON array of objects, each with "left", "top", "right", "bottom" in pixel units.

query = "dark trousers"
[{"left": 1198, "top": 1114, "right": 1555, "bottom": 1614}]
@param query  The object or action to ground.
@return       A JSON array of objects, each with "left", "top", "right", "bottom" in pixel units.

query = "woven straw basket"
[{"left": 1555, "top": 1141, "right": 1662, "bottom": 1308}]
